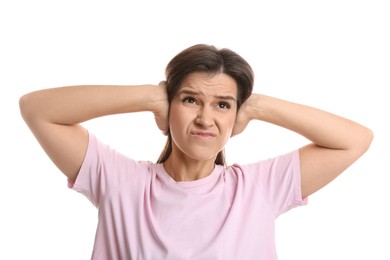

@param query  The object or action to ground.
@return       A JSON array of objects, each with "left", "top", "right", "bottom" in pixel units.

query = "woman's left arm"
[{"left": 233, "top": 94, "right": 373, "bottom": 198}]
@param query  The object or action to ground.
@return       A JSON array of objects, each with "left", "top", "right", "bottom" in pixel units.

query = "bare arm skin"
[
  {"left": 233, "top": 94, "right": 373, "bottom": 198},
  {"left": 19, "top": 85, "right": 168, "bottom": 182}
]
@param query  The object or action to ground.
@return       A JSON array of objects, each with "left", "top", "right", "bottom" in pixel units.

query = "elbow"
[
  {"left": 19, "top": 93, "right": 30, "bottom": 120},
  {"left": 364, "top": 127, "right": 374, "bottom": 151},
  {"left": 19, "top": 92, "right": 38, "bottom": 124},
  {"left": 356, "top": 126, "right": 374, "bottom": 156}
]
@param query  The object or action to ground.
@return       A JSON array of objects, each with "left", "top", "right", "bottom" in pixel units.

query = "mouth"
[{"left": 190, "top": 131, "right": 217, "bottom": 140}]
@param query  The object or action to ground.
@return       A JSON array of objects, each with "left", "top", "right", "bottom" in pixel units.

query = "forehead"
[{"left": 180, "top": 72, "right": 237, "bottom": 97}]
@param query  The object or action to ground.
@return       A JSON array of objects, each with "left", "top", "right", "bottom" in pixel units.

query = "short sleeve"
[
  {"left": 68, "top": 132, "right": 151, "bottom": 208},
  {"left": 68, "top": 132, "right": 137, "bottom": 207},
  {"left": 67, "top": 132, "right": 104, "bottom": 207},
  {"left": 241, "top": 150, "right": 307, "bottom": 217}
]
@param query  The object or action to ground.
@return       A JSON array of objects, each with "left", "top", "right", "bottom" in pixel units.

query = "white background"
[{"left": 1, "top": 0, "right": 389, "bottom": 259}]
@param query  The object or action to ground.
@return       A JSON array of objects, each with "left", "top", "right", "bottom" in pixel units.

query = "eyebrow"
[{"left": 178, "top": 88, "right": 237, "bottom": 102}]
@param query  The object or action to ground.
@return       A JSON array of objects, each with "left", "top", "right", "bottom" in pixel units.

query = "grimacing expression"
[{"left": 168, "top": 72, "right": 238, "bottom": 162}]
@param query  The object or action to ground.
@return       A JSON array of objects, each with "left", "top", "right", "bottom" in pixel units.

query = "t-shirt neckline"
[{"left": 156, "top": 163, "right": 224, "bottom": 189}]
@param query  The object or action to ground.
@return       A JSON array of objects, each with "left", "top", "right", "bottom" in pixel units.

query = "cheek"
[
  {"left": 218, "top": 114, "right": 237, "bottom": 136},
  {"left": 225, "top": 113, "right": 237, "bottom": 128},
  {"left": 169, "top": 105, "right": 192, "bottom": 130}
]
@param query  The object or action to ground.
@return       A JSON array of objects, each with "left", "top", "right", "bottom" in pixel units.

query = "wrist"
[
  {"left": 147, "top": 83, "right": 168, "bottom": 114},
  {"left": 241, "top": 93, "right": 263, "bottom": 121}
]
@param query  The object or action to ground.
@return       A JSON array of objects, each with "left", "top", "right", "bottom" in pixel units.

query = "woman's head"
[{"left": 157, "top": 44, "right": 254, "bottom": 166}]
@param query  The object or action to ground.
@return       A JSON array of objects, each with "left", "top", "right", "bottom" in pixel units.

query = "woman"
[{"left": 19, "top": 44, "right": 373, "bottom": 259}]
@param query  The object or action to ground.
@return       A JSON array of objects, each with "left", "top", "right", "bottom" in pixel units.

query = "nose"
[{"left": 195, "top": 106, "right": 214, "bottom": 128}]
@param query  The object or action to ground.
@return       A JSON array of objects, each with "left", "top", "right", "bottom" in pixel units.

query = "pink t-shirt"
[{"left": 70, "top": 133, "right": 307, "bottom": 259}]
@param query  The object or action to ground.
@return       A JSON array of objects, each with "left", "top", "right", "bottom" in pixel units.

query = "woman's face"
[{"left": 169, "top": 72, "right": 238, "bottom": 162}]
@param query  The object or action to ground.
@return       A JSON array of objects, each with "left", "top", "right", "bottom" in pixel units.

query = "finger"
[{"left": 158, "top": 80, "right": 167, "bottom": 86}]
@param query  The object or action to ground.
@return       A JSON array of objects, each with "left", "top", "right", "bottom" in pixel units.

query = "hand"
[
  {"left": 154, "top": 81, "right": 169, "bottom": 135},
  {"left": 231, "top": 95, "right": 253, "bottom": 137}
]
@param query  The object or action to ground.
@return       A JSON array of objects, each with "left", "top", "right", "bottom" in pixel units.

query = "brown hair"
[{"left": 157, "top": 44, "right": 254, "bottom": 166}]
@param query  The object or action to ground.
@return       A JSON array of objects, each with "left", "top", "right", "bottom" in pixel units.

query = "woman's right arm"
[{"left": 19, "top": 84, "right": 168, "bottom": 182}]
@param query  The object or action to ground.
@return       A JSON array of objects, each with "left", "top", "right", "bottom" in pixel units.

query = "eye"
[
  {"left": 182, "top": 96, "right": 197, "bottom": 104},
  {"left": 217, "top": 101, "right": 231, "bottom": 109}
]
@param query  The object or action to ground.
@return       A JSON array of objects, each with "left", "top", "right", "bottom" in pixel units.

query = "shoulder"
[
  {"left": 80, "top": 133, "right": 159, "bottom": 182},
  {"left": 224, "top": 150, "right": 300, "bottom": 179}
]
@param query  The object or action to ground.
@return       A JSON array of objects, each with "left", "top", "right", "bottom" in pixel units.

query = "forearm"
[
  {"left": 20, "top": 84, "right": 165, "bottom": 125},
  {"left": 245, "top": 94, "right": 372, "bottom": 151}
]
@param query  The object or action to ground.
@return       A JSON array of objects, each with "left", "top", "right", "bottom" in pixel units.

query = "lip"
[{"left": 190, "top": 131, "right": 217, "bottom": 140}]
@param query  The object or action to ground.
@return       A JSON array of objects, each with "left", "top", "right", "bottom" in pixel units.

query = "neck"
[{"left": 163, "top": 148, "right": 216, "bottom": 182}]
